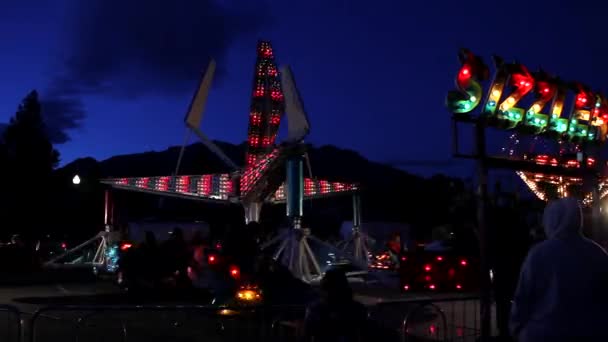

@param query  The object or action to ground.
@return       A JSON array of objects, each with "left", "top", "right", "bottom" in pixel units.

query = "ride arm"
[
  {"left": 270, "top": 178, "right": 359, "bottom": 203},
  {"left": 100, "top": 173, "right": 236, "bottom": 203}
]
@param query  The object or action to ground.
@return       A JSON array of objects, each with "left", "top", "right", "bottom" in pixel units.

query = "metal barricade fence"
[
  {"left": 394, "top": 295, "right": 481, "bottom": 342},
  {"left": 0, "top": 305, "right": 22, "bottom": 342},
  {"left": 28, "top": 305, "right": 307, "bottom": 342},
  {"left": 24, "top": 296, "right": 482, "bottom": 342}
]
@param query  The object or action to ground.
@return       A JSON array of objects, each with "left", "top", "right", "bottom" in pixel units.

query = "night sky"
[{"left": 1, "top": 0, "right": 608, "bottom": 178}]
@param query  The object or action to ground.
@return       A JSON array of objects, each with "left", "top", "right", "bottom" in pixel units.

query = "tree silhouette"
[{"left": 2, "top": 91, "right": 60, "bottom": 237}]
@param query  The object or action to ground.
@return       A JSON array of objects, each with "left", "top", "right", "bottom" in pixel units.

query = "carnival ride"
[
  {"left": 48, "top": 41, "right": 369, "bottom": 282},
  {"left": 447, "top": 49, "right": 608, "bottom": 205}
]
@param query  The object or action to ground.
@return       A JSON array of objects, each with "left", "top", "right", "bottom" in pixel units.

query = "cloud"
[
  {"left": 41, "top": 95, "right": 85, "bottom": 144},
  {"left": 41, "top": 0, "right": 270, "bottom": 143},
  {"left": 52, "top": 0, "right": 271, "bottom": 98}
]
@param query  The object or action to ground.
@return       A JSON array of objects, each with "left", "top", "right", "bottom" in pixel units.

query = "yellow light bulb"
[
  {"left": 492, "top": 89, "right": 501, "bottom": 98},
  {"left": 507, "top": 97, "right": 515, "bottom": 104},
  {"left": 532, "top": 104, "right": 541, "bottom": 113}
]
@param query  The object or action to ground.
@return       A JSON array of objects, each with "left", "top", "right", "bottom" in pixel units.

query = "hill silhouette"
[{"left": 52, "top": 141, "right": 467, "bottom": 240}]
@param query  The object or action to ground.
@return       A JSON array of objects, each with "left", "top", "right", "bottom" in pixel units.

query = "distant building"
[
  {"left": 340, "top": 221, "right": 410, "bottom": 250},
  {"left": 126, "top": 221, "right": 209, "bottom": 243}
]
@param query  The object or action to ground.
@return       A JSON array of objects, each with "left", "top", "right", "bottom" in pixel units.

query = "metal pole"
[
  {"left": 592, "top": 180, "right": 601, "bottom": 241},
  {"left": 352, "top": 194, "right": 361, "bottom": 229},
  {"left": 174, "top": 128, "right": 192, "bottom": 176},
  {"left": 104, "top": 189, "right": 111, "bottom": 227},
  {"left": 475, "top": 122, "right": 492, "bottom": 341},
  {"left": 286, "top": 155, "right": 304, "bottom": 220}
]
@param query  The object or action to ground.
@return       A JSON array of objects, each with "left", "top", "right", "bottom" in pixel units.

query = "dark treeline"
[{"left": 0, "top": 91, "right": 59, "bottom": 239}]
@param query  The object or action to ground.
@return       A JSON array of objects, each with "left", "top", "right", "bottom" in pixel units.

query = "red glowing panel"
[
  {"left": 575, "top": 91, "right": 590, "bottom": 109},
  {"left": 319, "top": 180, "right": 330, "bottom": 194},
  {"left": 429, "top": 284, "right": 436, "bottom": 290},
  {"left": 177, "top": 176, "right": 190, "bottom": 193},
  {"left": 429, "top": 325, "right": 436, "bottom": 335},
  {"left": 248, "top": 134, "right": 260, "bottom": 147},
  {"left": 245, "top": 153, "right": 257, "bottom": 167},
  {"left": 457, "top": 65, "right": 471, "bottom": 87},
  {"left": 118, "top": 178, "right": 128, "bottom": 185},
  {"left": 270, "top": 114, "right": 281, "bottom": 125},
  {"left": 157, "top": 176, "right": 170, "bottom": 191},
  {"left": 500, "top": 65, "right": 534, "bottom": 112},
  {"left": 61, "top": 242, "right": 67, "bottom": 249},
  {"left": 254, "top": 84, "right": 265, "bottom": 97},
  {"left": 436, "top": 256, "right": 443, "bottom": 261},
  {"left": 403, "top": 285, "right": 409, "bottom": 291},
  {"left": 425, "top": 275, "right": 431, "bottom": 281},
  {"left": 136, "top": 177, "right": 150, "bottom": 189},
  {"left": 304, "top": 178, "right": 314, "bottom": 195},
  {"left": 511, "top": 73, "right": 534, "bottom": 92},
  {"left": 268, "top": 66, "right": 278, "bottom": 77},
  {"left": 199, "top": 175, "right": 212, "bottom": 196},
  {"left": 424, "top": 265, "right": 431, "bottom": 272},
  {"left": 261, "top": 46, "right": 273, "bottom": 58},
  {"left": 460, "top": 260, "right": 467, "bottom": 266},
  {"left": 271, "top": 90, "right": 283, "bottom": 101},
  {"left": 120, "top": 243, "right": 132, "bottom": 251},
  {"left": 223, "top": 176, "right": 233, "bottom": 195},
  {"left": 250, "top": 112, "right": 262, "bottom": 126},
  {"left": 208, "top": 254, "right": 217, "bottom": 264},
  {"left": 456, "top": 284, "right": 462, "bottom": 290}
]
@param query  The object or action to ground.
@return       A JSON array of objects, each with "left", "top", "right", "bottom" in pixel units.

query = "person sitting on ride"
[
  {"left": 303, "top": 269, "right": 369, "bottom": 342},
  {"left": 187, "top": 243, "right": 228, "bottom": 302},
  {"left": 386, "top": 233, "right": 402, "bottom": 265},
  {"left": 160, "top": 227, "right": 190, "bottom": 288}
]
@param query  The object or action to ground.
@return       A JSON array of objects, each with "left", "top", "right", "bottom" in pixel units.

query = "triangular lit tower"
[
  {"left": 54, "top": 40, "right": 369, "bottom": 281},
  {"left": 245, "top": 41, "right": 284, "bottom": 167}
]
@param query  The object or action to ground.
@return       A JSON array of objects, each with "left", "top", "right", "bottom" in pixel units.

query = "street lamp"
[{"left": 72, "top": 174, "right": 81, "bottom": 185}]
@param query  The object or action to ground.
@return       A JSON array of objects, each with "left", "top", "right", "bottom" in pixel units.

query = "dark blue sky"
[{"left": 1, "top": 0, "right": 607, "bottom": 177}]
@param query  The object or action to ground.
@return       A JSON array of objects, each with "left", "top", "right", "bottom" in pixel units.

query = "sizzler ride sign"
[{"left": 447, "top": 49, "right": 608, "bottom": 144}]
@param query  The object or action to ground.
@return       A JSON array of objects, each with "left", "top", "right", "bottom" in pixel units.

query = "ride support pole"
[
  {"left": 475, "top": 122, "right": 492, "bottom": 341},
  {"left": 352, "top": 194, "right": 361, "bottom": 230},
  {"left": 286, "top": 155, "right": 304, "bottom": 222},
  {"left": 103, "top": 189, "right": 114, "bottom": 229}
]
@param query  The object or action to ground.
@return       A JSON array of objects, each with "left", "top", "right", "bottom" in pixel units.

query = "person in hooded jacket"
[{"left": 510, "top": 197, "right": 608, "bottom": 341}]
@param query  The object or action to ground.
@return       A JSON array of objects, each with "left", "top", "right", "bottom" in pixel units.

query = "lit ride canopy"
[
  {"left": 102, "top": 41, "right": 358, "bottom": 218},
  {"left": 446, "top": 49, "right": 607, "bottom": 203}
]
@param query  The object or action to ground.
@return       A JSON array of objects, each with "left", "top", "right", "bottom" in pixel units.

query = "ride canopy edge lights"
[{"left": 446, "top": 49, "right": 608, "bottom": 204}]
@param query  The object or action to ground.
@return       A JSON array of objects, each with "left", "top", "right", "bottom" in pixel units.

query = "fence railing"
[
  {"left": 0, "top": 294, "right": 481, "bottom": 342},
  {"left": 0, "top": 305, "right": 22, "bottom": 342},
  {"left": 28, "top": 304, "right": 306, "bottom": 342},
  {"left": 394, "top": 295, "right": 481, "bottom": 342}
]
